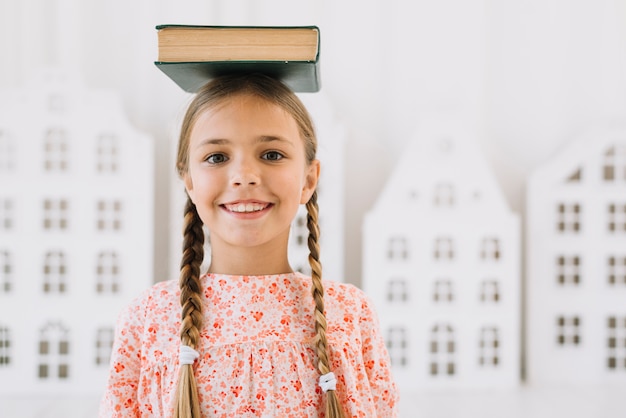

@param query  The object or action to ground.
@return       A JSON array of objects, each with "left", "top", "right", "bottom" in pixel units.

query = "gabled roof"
[{"left": 372, "top": 114, "right": 511, "bottom": 215}]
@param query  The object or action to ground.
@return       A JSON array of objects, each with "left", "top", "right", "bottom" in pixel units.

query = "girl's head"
[
  {"left": 176, "top": 73, "right": 317, "bottom": 177},
  {"left": 173, "top": 73, "right": 345, "bottom": 418}
]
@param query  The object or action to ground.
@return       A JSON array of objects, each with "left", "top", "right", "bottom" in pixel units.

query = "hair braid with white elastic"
[
  {"left": 173, "top": 196, "right": 204, "bottom": 418},
  {"left": 307, "top": 190, "right": 346, "bottom": 418}
]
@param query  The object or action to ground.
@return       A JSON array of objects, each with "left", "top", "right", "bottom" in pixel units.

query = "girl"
[{"left": 100, "top": 73, "right": 398, "bottom": 417}]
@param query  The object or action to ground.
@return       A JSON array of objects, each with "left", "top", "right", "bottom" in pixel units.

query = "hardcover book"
[{"left": 155, "top": 25, "right": 321, "bottom": 93}]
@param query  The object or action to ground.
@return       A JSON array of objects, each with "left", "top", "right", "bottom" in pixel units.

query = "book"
[{"left": 154, "top": 25, "right": 321, "bottom": 93}]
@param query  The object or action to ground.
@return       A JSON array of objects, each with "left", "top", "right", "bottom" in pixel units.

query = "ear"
[
  {"left": 300, "top": 159, "right": 320, "bottom": 204},
  {"left": 183, "top": 173, "right": 195, "bottom": 203}
]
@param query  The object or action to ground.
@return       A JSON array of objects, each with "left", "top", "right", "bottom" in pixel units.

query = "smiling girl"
[{"left": 100, "top": 74, "right": 398, "bottom": 417}]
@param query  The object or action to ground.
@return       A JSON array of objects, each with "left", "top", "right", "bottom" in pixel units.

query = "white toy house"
[
  {"left": 526, "top": 127, "right": 626, "bottom": 385},
  {"left": 169, "top": 92, "right": 346, "bottom": 282},
  {"left": 0, "top": 70, "right": 153, "bottom": 396},
  {"left": 363, "top": 116, "right": 520, "bottom": 390}
]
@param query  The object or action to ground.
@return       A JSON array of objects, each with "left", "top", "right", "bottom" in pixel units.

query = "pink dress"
[{"left": 99, "top": 272, "right": 398, "bottom": 417}]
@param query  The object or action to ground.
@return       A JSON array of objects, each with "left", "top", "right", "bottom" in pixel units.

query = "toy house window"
[
  {"left": 434, "top": 183, "right": 455, "bottom": 207},
  {"left": 480, "top": 280, "right": 500, "bottom": 303},
  {"left": 43, "top": 128, "right": 68, "bottom": 172},
  {"left": 292, "top": 214, "right": 307, "bottom": 247},
  {"left": 387, "top": 237, "right": 408, "bottom": 261},
  {"left": 479, "top": 326, "right": 500, "bottom": 367},
  {"left": 0, "top": 199, "right": 13, "bottom": 231},
  {"left": 433, "top": 279, "right": 454, "bottom": 303},
  {"left": 386, "top": 326, "right": 408, "bottom": 367},
  {"left": 1, "top": 250, "right": 11, "bottom": 292},
  {"left": 96, "top": 251, "right": 119, "bottom": 294},
  {"left": 608, "top": 203, "right": 626, "bottom": 233},
  {"left": 97, "top": 200, "right": 122, "bottom": 231},
  {"left": 556, "top": 202, "right": 581, "bottom": 233},
  {"left": 480, "top": 237, "right": 501, "bottom": 261},
  {"left": 43, "top": 199, "right": 69, "bottom": 230},
  {"left": 608, "top": 256, "right": 626, "bottom": 285},
  {"left": 430, "top": 323, "right": 455, "bottom": 376},
  {"left": 556, "top": 255, "right": 581, "bottom": 285},
  {"left": 387, "top": 279, "right": 408, "bottom": 302},
  {"left": 433, "top": 237, "right": 454, "bottom": 261},
  {"left": 603, "top": 145, "right": 626, "bottom": 182},
  {"left": 96, "top": 132, "right": 119, "bottom": 173},
  {"left": 607, "top": 316, "right": 626, "bottom": 370},
  {"left": 566, "top": 167, "right": 582, "bottom": 183},
  {"left": 556, "top": 315, "right": 581, "bottom": 346},
  {"left": 38, "top": 322, "right": 70, "bottom": 380},
  {"left": 0, "top": 130, "right": 14, "bottom": 172},
  {"left": 0, "top": 326, "right": 10, "bottom": 367},
  {"left": 95, "top": 327, "right": 114, "bottom": 366},
  {"left": 43, "top": 251, "right": 67, "bottom": 293}
]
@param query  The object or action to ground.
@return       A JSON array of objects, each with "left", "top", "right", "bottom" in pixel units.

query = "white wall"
[{"left": 2, "top": 0, "right": 625, "bottom": 287}]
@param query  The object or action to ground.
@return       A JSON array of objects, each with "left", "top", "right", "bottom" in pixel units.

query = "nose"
[{"left": 230, "top": 158, "right": 260, "bottom": 187}]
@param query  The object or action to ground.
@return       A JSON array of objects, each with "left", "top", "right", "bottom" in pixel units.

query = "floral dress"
[{"left": 99, "top": 272, "right": 398, "bottom": 417}]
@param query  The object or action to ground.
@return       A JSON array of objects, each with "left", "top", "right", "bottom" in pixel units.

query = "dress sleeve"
[
  {"left": 98, "top": 294, "right": 147, "bottom": 417},
  {"left": 358, "top": 293, "right": 400, "bottom": 417}
]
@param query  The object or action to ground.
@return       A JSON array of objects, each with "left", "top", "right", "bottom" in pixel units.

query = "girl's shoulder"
[{"left": 295, "top": 273, "right": 375, "bottom": 314}]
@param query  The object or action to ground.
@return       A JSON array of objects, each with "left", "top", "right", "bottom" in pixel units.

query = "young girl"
[{"left": 100, "top": 73, "right": 398, "bottom": 417}]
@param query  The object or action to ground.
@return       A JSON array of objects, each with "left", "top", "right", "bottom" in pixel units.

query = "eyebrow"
[{"left": 195, "top": 136, "right": 294, "bottom": 148}]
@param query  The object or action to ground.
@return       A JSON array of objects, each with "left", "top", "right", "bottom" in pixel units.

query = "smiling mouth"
[{"left": 223, "top": 202, "right": 271, "bottom": 213}]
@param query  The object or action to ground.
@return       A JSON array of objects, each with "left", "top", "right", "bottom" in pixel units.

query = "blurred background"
[{"left": 1, "top": 0, "right": 626, "bottom": 417}]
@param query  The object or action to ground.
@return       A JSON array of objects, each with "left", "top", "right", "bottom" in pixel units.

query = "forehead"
[{"left": 190, "top": 94, "right": 301, "bottom": 141}]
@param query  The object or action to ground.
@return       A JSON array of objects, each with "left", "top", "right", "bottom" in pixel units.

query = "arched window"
[
  {"left": 433, "top": 279, "right": 454, "bottom": 303},
  {"left": 43, "top": 128, "right": 69, "bottom": 172},
  {"left": 480, "top": 280, "right": 500, "bottom": 303},
  {"left": 38, "top": 322, "right": 70, "bottom": 379},
  {"left": 96, "top": 132, "right": 119, "bottom": 173},
  {"left": 430, "top": 323, "right": 455, "bottom": 376},
  {"left": 43, "top": 251, "right": 67, "bottom": 293},
  {"left": 95, "top": 327, "right": 114, "bottom": 366},
  {"left": 433, "top": 237, "right": 454, "bottom": 261},
  {"left": 386, "top": 327, "right": 408, "bottom": 367},
  {"left": 479, "top": 326, "right": 500, "bottom": 367},
  {"left": 387, "top": 237, "right": 409, "bottom": 261},
  {"left": 480, "top": 237, "right": 501, "bottom": 261},
  {"left": 96, "top": 251, "right": 119, "bottom": 294}
]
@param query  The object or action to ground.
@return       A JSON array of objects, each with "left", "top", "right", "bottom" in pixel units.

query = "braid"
[
  {"left": 306, "top": 191, "right": 346, "bottom": 418},
  {"left": 173, "top": 195, "right": 204, "bottom": 418}
]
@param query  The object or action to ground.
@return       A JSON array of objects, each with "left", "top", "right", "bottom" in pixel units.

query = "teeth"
[{"left": 228, "top": 203, "right": 266, "bottom": 213}]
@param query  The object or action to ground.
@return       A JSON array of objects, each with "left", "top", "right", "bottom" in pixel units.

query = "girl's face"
[{"left": 183, "top": 94, "right": 319, "bottom": 255}]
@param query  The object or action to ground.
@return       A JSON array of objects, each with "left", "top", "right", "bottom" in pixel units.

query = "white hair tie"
[
  {"left": 318, "top": 372, "right": 337, "bottom": 393},
  {"left": 179, "top": 345, "right": 199, "bottom": 365}
]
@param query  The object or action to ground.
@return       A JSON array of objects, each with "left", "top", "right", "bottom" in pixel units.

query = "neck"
[{"left": 207, "top": 238, "right": 293, "bottom": 276}]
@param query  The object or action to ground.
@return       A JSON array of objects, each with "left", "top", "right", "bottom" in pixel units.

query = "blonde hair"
[{"left": 174, "top": 73, "right": 345, "bottom": 418}]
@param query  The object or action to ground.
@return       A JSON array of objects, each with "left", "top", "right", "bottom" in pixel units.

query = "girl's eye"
[
  {"left": 262, "top": 151, "right": 284, "bottom": 161},
  {"left": 206, "top": 153, "right": 228, "bottom": 164}
]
